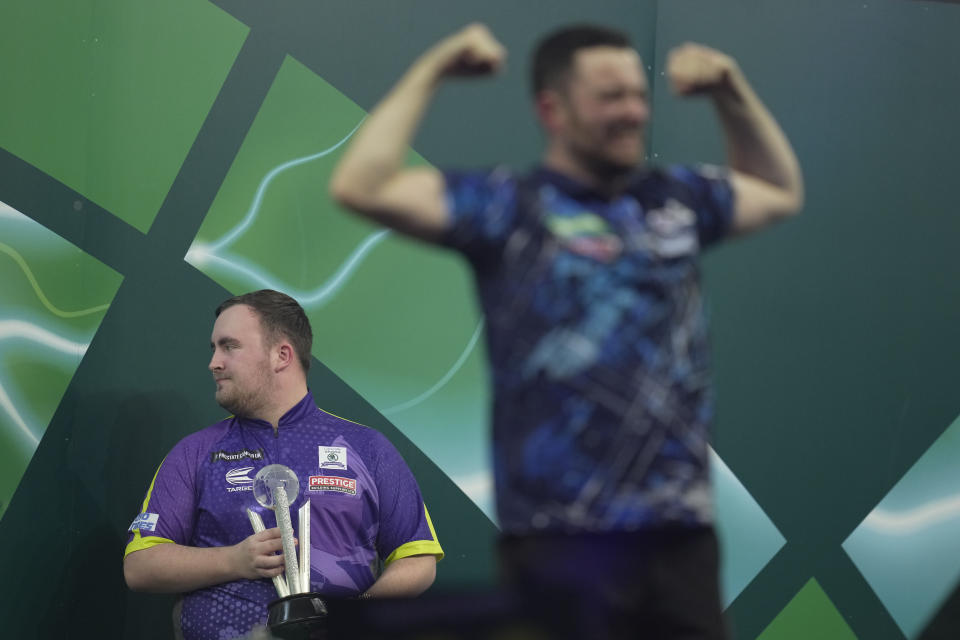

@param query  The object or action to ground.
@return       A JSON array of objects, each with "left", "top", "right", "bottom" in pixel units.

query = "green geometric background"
[
  {"left": 0, "top": 204, "right": 122, "bottom": 520},
  {"left": 1, "top": 1, "right": 958, "bottom": 638}
]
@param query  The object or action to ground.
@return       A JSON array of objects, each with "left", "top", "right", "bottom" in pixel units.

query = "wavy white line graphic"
[
  {"left": 189, "top": 229, "right": 390, "bottom": 307},
  {"left": 0, "top": 379, "right": 37, "bottom": 446},
  {"left": 206, "top": 120, "right": 363, "bottom": 254},
  {"left": 384, "top": 319, "right": 485, "bottom": 415},
  {"left": 0, "top": 319, "right": 90, "bottom": 446},
  {"left": 0, "top": 320, "right": 90, "bottom": 358},
  {"left": 863, "top": 495, "right": 960, "bottom": 535}
]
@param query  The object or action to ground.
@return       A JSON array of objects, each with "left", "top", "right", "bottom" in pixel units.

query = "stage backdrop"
[{"left": 1, "top": 1, "right": 958, "bottom": 638}]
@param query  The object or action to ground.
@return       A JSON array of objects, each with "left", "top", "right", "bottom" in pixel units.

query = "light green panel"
[
  {"left": 843, "top": 413, "right": 960, "bottom": 638},
  {"left": 0, "top": 0, "right": 248, "bottom": 232},
  {"left": 0, "top": 203, "right": 123, "bottom": 521},
  {"left": 187, "top": 56, "right": 492, "bottom": 516},
  {"left": 712, "top": 449, "right": 785, "bottom": 607},
  {"left": 757, "top": 579, "right": 857, "bottom": 640}
]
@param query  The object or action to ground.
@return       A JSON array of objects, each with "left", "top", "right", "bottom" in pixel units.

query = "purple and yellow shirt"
[{"left": 125, "top": 392, "right": 442, "bottom": 640}]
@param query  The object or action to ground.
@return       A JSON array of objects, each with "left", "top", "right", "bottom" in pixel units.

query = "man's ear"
[
  {"left": 536, "top": 89, "right": 566, "bottom": 135},
  {"left": 274, "top": 342, "right": 295, "bottom": 373}
]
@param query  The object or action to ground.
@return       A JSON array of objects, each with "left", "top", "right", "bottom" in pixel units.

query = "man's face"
[
  {"left": 208, "top": 304, "right": 274, "bottom": 418},
  {"left": 552, "top": 46, "right": 650, "bottom": 176}
]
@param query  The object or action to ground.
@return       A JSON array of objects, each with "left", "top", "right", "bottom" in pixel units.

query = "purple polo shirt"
[{"left": 125, "top": 392, "right": 442, "bottom": 640}]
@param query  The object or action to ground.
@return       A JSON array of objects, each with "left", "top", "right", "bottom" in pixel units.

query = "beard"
[
  {"left": 216, "top": 387, "right": 262, "bottom": 419},
  {"left": 214, "top": 371, "right": 272, "bottom": 419},
  {"left": 565, "top": 117, "right": 645, "bottom": 185},
  {"left": 574, "top": 144, "right": 638, "bottom": 180}
]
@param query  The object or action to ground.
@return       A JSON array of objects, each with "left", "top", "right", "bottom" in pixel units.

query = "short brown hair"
[
  {"left": 531, "top": 24, "right": 633, "bottom": 95},
  {"left": 215, "top": 290, "right": 313, "bottom": 374}
]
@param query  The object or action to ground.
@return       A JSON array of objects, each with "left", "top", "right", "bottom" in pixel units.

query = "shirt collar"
[
  {"left": 531, "top": 165, "right": 652, "bottom": 203},
  {"left": 234, "top": 391, "right": 314, "bottom": 429}
]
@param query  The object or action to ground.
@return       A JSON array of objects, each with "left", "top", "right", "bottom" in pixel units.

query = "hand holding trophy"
[{"left": 247, "top": 464, "right": 327, "bottom": 639}]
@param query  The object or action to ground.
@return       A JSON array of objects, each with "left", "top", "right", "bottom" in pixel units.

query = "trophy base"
[{"left": 267, "top": 592, "right": 328, "bottom": 640}]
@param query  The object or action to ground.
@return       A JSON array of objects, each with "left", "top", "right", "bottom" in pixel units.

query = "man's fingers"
[
  {"left": 251, "top": 527, "right": 282, "bottom": 543},
  {"left": 445, "top": 23, "right": 507, "bottom": 76},
  {"left": 256, "top": 534, "right": 298, "bottom": 555},
  {"left": 249, "top": 533, "right": 282, "bottom": 553},
  {"left": 254, "top": 553, "right": 285, "bottom": 570},
  {"left": 256, "top": 564, "right": 285, "bottom": 578},
  {"left": 666, "top": 43, "right": 732, "bottom": 95}
]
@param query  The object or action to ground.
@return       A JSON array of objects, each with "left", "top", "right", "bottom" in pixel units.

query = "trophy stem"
[
  {"left": 246, "top": 508, "right": 290, "bottom": 598},
  {"left": 298, "top": 502, "right": 311, "bottom": 593},
  {"left": 273, "top": 484, "right": 302, "bottom": 594}
]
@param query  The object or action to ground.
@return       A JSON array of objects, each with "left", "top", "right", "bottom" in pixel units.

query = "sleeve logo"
[{"left": 128, "top": 512, "right": 159, "bottom": 533}]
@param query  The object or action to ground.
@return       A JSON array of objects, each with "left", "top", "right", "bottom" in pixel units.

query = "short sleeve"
[
  {"left": 371, "top": 433, "right": 443, "bottom": 565},
  {"left": 123, "top": 438, "right": 200, "bottom": 557},
  {"left": 666, "top": 164, "right": 735, "bottom": 248},
  {"left": 441, "top": 168, "right": 521, "bottom": 266}
]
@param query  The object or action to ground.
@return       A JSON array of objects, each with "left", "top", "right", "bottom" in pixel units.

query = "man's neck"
[
  {"left": 256, "top": 382, "right": 309, "bottom": 430},
  {"left": 542, "top": 147, "right": 639, "bottom": 198}
]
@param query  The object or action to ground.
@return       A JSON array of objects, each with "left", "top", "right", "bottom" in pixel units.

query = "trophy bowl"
[{"left": 266, "top": 592, "right": 328, "bottom": 640}]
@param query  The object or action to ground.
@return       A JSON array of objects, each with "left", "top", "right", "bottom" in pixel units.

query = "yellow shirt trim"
[
  {"left": 123, "top": 456, "right": 171, "bottom": 558},
  {"left": 125, "top": 535, "right": 175, "bottom": 557},
  {"left": 384, "top": 504, "right": 444, "bottom": 565}
]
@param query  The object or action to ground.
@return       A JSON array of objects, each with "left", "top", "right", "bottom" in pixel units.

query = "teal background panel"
[{"left": 844, "top": 413, "right": 960, "bottom": 638}]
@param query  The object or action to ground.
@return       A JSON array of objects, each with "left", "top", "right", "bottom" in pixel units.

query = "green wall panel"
[
  {"left": 0, "top": 202, "right": 122, "bottom": 521},
  {"left": 0, "top": 0, "right": 247, "bottom": 232},
  {"left": 757, "top": 579, "right": 857, "bottom": 640}
]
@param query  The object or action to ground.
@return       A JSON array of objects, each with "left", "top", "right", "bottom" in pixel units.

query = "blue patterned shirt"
[{"left": 443, "top": 165, "right": 734, "bottom": 534}]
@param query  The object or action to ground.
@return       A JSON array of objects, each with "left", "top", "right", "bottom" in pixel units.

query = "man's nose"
[{"left": 628, "top": 97, "right": 649, "bottom": 125}]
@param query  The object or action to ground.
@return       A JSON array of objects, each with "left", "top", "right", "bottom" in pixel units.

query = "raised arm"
[
  {"left": 667, "top": 44, "right": 804, "bottom": 234},
  {"left": 329, "top": 23, "right": 506, "bottom": 241},
  {"left": 123, "top": 528, "right": 287, "bottom": 593}
]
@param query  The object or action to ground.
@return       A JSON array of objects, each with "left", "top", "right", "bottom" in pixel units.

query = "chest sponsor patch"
[
  {"left": 128, "top": 512, "right": 159, "bottom": 533},
  {"left": 308, "top": 475, "right": 357, "bottom": 495},
  {"left": 545, "top": 212, "right": 623, "bottom": 263},
  {"left": 319, "top": 446, "right": 347, "bottom": 470},
  {"left": 210, "top": 448, "right": 264, "bottom": 463},
  {"left": 642, "top": 198, "right": 698, "bottom": 258},
  {"left": 225, "top": 466, "right": 255, "bottom": 492}
]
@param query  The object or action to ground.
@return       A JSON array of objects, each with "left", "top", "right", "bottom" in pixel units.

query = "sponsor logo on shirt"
[
  {"left": 210, "top": 448, "right": 264, "bottom": 463},
  {"left": 319, "top": 446, "right": 347, "bottom": 470},
  {"left": 225, "top": 467, "right": 255, "bottom": 492},
  {"left": 545, "top": 212, "right": 623, "bottom": 263},
  {"left": 308, "top": 475, "right": 357, "bottom": 495},
  {"left": 642, "top": 198, "right": 698, "bottom": 257},
  {"left": 129, "top": 512, "right": 159, "bottom": 533}
]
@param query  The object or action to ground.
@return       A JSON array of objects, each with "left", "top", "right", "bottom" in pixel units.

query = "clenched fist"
[
  {"left": 666, "top": 43, "right": 741, "bottom": 96},
  {"left": 431, "top": 23, "right": 507, "bottom": 77}
]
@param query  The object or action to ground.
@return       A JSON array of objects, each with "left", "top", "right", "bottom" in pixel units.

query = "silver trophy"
[{"left": 246, "top": 464, "right": 326, "bottom": 639}]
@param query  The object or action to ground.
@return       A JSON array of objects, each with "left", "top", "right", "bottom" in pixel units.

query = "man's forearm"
[
  {"left": 363, "top": 554, "right": 437, "bottom": 598},
  {"left": 713, "top": 69, "right": 803, "bottom": 204},
  {"left": 124, "top": 543, "right": 241, "bottom": 593},
  {"left": 329, "top": 46, "right": 446, "bottom": 208}
]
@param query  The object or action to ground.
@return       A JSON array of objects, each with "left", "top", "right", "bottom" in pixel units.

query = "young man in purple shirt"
[{"left": 124, "top": 289, "right": 443, "bottom": 640}]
